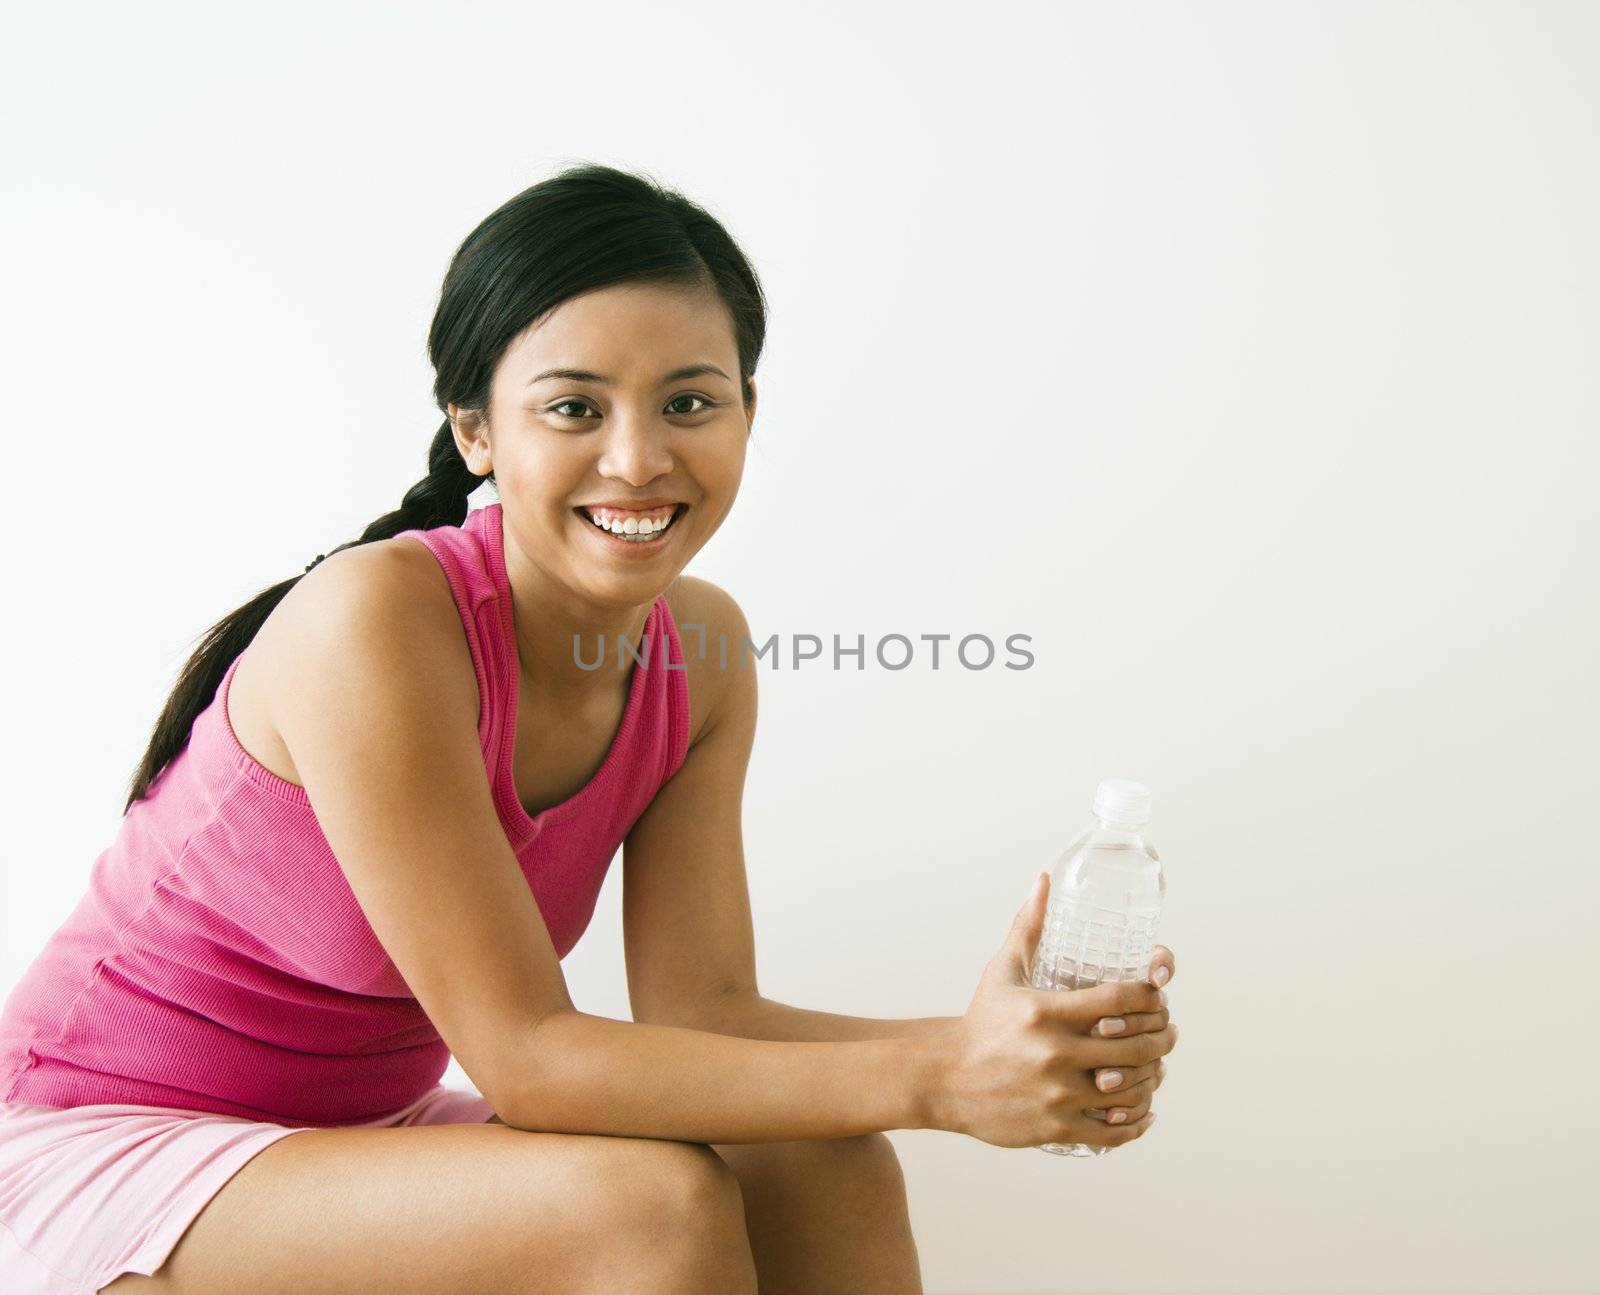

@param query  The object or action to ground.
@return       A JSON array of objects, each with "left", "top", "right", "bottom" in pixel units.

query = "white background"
[{"left": 3, "top": 3, "right": 1596, "bottom": 1291}]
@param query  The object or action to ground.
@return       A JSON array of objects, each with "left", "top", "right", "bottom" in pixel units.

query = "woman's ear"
[
  {"left": 744, "top": 378, "right": 758, "bottom": 434},
  {"left": 448, "top": 402, "right": 492, "bottom": 475}
]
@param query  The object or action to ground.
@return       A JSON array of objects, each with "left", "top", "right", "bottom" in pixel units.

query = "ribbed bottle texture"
[{"left": 1029, "top": 779, "right": 1164, "bottom": 1158}]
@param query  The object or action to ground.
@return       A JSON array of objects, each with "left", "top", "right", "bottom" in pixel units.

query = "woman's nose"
[{"left": 596, "top": 415, "right": 675, "bottom": 482}]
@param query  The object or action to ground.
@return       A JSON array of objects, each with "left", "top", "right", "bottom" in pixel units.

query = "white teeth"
[{"left": 584, "top": 507, "right": 678, "bottom": 540}]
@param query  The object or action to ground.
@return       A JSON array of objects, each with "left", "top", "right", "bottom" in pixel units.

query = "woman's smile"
[{"left": 572, "top": 502, "right": 688, "bottom": 557}]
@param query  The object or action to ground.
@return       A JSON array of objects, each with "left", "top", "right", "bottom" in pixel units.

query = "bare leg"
[
  {"left": 712, "top": 1133, "right": 923, "bottom": 1295},
  {"left": 98, "top": 1121, "right": 756, "bottom": 1294}
]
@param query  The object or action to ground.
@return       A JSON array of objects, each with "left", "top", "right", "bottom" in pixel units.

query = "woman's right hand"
[{"left": 934, "top": 871, "right": 1177, "bottom": 1150}]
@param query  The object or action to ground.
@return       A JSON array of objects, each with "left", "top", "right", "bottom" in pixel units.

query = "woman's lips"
[{"left": 573, "top": 503, "right": 685, "bottom": 555}]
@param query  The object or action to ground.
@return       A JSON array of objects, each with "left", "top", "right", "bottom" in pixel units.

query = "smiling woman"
[{"left": 0, "top": 151, "right": 1183, "bottom": 1295}]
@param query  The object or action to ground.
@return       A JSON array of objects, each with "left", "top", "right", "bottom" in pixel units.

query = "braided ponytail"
[
  {"left": 121, "top": 423, "right": 483, "bottom": 812},
  {"left": 359, "top": 421, "right": 483, "bottom": 545}
]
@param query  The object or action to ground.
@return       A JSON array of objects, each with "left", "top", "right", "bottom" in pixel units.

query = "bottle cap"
[{"left": 1092, "top": 778, "right": 1152, "bottom": 829}]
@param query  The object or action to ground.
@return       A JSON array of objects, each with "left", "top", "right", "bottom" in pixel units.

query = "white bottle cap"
[{"left": 1092, "top": 778, "right": 1152, "bottom": 829}]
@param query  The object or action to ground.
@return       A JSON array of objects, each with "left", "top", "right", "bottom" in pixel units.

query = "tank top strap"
[{"left": 391, "top": 503, "right": 516, "bottom": 771}]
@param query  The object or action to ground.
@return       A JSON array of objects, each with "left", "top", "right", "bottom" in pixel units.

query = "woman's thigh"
[{"left": 99, "top": 1121, "right": 756, "bottom": 1295}]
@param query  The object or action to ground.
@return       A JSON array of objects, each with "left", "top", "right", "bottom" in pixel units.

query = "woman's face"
[{"left": 452, "top": 279, "right": 754, "bottom": 609}]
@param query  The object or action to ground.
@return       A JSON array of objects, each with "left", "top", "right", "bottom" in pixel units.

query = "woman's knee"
[
  {"left": 643, "top": 1141, "right": 749, "bottom": 1232},
  {"left": 724, "top": 1131, "right": 908, "bottom": 1193},
  {"left": 617, "top": 1142, "right": 755, "bottom": 1292},
  {"left": 846, "top": 1131, "right": 908, "bottom": 1189}
]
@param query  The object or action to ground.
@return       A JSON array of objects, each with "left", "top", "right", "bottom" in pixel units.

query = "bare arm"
[
  {"left": 500, "top": 1009, "right": 946, "bottom": 1143},
  {"left": 688, "top": 991, "right": 961, "bottom": 1043}
]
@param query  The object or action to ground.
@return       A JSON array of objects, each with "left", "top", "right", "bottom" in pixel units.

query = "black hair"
[{"left": 123, "top": 161, "right": 768, "bottom": 813}]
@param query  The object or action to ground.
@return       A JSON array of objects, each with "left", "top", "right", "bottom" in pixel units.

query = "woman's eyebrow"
[{"left": 525, "top": 363, "right": 732, "bottom": 388}]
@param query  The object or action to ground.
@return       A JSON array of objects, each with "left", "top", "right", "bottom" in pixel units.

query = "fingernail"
[
  {"left": 1097, "top": 1070, "right": 1123, "bottom": 1091},
  {"left": 1152, "top": 965, "right": 1170, "bottom": 987},
  {"left": 1108, "top": 1110, "right": 1128, "bottom": 1124},
  {"left": 1099, "top": 1017, "right": 1126, "bottom": 1036}
]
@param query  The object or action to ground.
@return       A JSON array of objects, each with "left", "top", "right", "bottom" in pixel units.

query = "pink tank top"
[{"left": 0, "top": 502, "right": 691, "bottom": 1125}]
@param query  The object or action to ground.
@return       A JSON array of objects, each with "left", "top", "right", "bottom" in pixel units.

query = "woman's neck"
[{"left": 501, "top": 534, "right": 660, "bottom": 701}]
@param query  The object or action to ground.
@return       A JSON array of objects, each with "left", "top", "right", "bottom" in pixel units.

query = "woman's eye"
[{"left": 549, "top": 394, "right": 715, "bottom": 421}]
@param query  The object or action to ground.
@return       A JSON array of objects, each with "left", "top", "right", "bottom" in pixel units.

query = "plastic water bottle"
[{"left": 1029, "top": 778, "right": 1165, "bottom": 1157}]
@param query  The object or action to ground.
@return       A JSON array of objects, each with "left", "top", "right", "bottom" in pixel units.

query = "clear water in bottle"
[{"left": 1029, "top": 778, "right": 1164, "bottom": 1157}]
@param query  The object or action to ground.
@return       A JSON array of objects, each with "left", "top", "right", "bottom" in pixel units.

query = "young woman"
[{"left": 0, "top": 163, "right": 1177, "bottom": 1294}]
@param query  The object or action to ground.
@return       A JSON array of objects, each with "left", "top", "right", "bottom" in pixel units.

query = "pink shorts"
[{"left": 0, "top": 1084, "right": 496, "bottom": 1294}]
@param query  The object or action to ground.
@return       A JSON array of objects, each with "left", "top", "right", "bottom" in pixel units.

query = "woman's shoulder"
[
  {"left": 227, "top": 538, "right": 475, "bottom": 792},
  {"left": 260, "top": 536, "right": 467, "bottom": 676},
  {"left": 662, "top": 572, "right": 748, "bottom": 632},
  {"left": 661, "top": 574, "right": 755, "bottom": 751}
]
